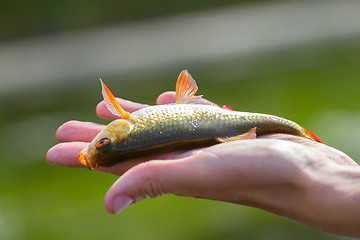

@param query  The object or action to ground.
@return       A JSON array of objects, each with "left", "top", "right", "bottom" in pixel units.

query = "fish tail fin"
[{"left": 301, "top": 127, "right": 322, "bottom": 143}]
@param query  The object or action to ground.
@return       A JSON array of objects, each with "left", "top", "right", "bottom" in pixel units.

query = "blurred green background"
[{"left": 0, "top": 0, "right": 359, "bottom": 239}]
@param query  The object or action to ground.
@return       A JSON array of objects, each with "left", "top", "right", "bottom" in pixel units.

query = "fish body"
[
  {"left": 78, "top": 71, "right": 321, "bottom": 170},
  {"left": 127, "top": 103, "right": 310, "bottom": 149}
]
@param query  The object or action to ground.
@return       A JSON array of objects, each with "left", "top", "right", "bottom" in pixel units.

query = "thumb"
[{"left": 104, "top": 157, "right": 197, "bottom": 214}]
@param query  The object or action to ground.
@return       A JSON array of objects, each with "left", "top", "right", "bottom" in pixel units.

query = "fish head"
[{"left": 78, "top": 119, "right": 133, "bottom": 170}]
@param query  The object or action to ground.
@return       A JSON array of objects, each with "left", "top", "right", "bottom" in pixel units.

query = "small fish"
[{"left": 78, "top": 70, "right": 321, "bottom": 170}]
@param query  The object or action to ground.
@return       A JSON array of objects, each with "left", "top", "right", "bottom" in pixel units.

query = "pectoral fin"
[
  {"left": 217, "top": 127, "right": 257, "bottom": 143},
  {"left": 175, "top": 70, "right": 203, "bottom": 104},
  {"left": 100, "top": 79, "right": 130, "bottom": 119}
]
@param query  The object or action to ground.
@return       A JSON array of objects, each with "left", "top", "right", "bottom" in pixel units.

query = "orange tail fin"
[{"left": 302, "top": 127, "right": 322, "bottom": 143}]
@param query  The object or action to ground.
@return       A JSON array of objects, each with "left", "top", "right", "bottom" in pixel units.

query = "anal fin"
[{"left": 217, "top": 127, "right": 257, "bottom": 143}]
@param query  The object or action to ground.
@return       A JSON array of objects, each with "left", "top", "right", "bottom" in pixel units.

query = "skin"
[{"left": 46, "top": 91, "right": 360, "bottom": 238}]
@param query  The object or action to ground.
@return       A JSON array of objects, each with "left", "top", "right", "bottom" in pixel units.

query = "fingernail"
[{"left": 112, "top": 195, "right": 133, "bottom": 214}]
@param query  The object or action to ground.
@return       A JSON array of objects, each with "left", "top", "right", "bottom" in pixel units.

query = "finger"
[
  {"left": 46, "top": 142, "right": 88, "bottom": 168},
  {"left": 156, "top": 91, "right": 219, "bottom": 106},
  {"left": 156, "top": 91, "right": 176, "bottom": 105},
  {"left": 96, "top": 98, "right": 149, "bottom": 120},
  {"left": 56, "top": 120, "right": 105, "bottom": 142}
]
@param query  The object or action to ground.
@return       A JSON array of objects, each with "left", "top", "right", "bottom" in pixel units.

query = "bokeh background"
[{"left": 1, "top": 0, "right": 359, "bottom": 239}]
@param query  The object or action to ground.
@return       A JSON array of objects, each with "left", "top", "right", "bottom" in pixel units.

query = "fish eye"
[{"left": 96, "top": 138, "right": 111, "bottom": 151}]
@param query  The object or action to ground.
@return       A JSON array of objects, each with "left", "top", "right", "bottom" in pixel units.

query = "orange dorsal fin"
[
  {"left": 100, "top": 79, "right": 130, "bottom": 119},
  {"left": 175, "top": 70, "right": 203, "bottom": 104}
]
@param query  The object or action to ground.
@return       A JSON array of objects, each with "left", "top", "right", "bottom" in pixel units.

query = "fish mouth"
[{"left": 77, "top": 151, "right": 94, "bottom": 170}]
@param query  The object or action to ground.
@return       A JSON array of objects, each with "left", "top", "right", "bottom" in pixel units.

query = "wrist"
[{"left": 300, "top": 165, "right": 360, "bottom": 237}]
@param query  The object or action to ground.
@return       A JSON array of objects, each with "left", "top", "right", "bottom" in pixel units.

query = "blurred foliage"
[
  {"left": 0, "top": 35, "right": 359, "bottom": 240},
  {"left": 0, "top": 0, "right": 271, "bottom": 42}
]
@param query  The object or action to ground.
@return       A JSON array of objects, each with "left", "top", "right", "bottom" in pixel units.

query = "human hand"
[
  {"left": 47, "top": 92, "right": 360, "bottom": 238},
  {"left": 103, "top": 133, "right": 359, "bottom": 237}
]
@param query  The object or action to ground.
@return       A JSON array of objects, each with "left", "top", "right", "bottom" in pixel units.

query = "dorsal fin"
[
  {"left": 175, "top": 70, "right": 203, "bottom": 104},
  {"left": 100, "top": 79, "right": 130, "bottom": 119}
]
